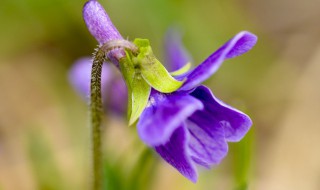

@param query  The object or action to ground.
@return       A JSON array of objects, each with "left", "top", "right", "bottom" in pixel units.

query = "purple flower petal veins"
[
  {"left": 190, "top": 85, "right": 252, "bottom": 142},
  {"left": 155, "top": 126, "right": 198, "bottom": 183},
  {"left": 179, "top": 31, "right": 257, "bottom": 90},
  {"left": 138, "top": 90, "right": 203, "bottom": 146},
  {"left": 138, "top": 85, "right": 252, "bottom": 182}
]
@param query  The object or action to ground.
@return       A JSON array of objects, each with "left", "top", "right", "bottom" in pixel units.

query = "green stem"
[{"left": 90, "top": 48, "right": 105, "bottom": 190}]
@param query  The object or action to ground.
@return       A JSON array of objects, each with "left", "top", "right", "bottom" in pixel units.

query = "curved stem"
[{"left": 90, "top": 48, "right": 105, "bottom": 190}]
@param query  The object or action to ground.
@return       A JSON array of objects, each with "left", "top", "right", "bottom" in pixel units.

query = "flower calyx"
[{"left": 117, "top": 38, "right": 186, "bottom": 126}]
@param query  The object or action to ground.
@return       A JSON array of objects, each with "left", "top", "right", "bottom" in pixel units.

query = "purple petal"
[
  {"left": 69, "top": 57, "right": 111, "bottom": 102},
  {"left": 164, "top": 29, "right": 192, "bottom": 71},
  {"left": 83, "top": 0, "right": 123, "bottom": 44},
  {"left": 107, "top": 77, "right": 128, "bottom": 115},
  {"left": 180, "top": 31, "right": 257, "bottom": 90},
  {"left": 187, "top": 113, "right": 228, "bottom": 167},
  {"left": 137, "top": 91, "right": 203, "bottom": 146},
  {"left": 155, "top": 126, "right": 198, "bottom": 183},
  {"left": 190, "top": 85, "right": 252, "bottom": 142}
]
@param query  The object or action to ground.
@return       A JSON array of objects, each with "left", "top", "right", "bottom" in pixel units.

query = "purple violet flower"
[
  {"left": 78, "top": 0, "right": 257, "bottom": 183},
  {"left": 69, "top": 57, "right": 127, "bottom": 115},
  {"left": 138, "top": 31, "right": 256, "bottom": 182}
]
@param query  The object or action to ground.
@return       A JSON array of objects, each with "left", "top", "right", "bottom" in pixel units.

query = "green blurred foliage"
[
  {"left": 27, "top": 129, "right": 69, "bottom": 190},
  {"left": 103, "top": 148, "right": 156, "bottom": 190}
]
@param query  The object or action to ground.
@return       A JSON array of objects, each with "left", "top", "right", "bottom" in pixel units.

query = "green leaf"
[
  {"left": 170, "top": 62, "right": 192, "bottom": 76},
  {"left": 133, "top": 38, "right": 184, "bottom": 93}
]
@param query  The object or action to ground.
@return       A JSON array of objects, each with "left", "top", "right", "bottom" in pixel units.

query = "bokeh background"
[{"left": 1, "top": 0, "right": 320, "bottom": 189}]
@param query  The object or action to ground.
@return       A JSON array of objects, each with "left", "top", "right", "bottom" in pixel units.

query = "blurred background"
[{"left": 1, "top": 0, "right": 320, "bottom": 189}]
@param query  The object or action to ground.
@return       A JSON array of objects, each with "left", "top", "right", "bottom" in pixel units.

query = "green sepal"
[
  {"left": 170, "top": 62, "right": 192, "bottom": 76},
  {"left": 119, "top": 51, "right": 151, "bottom": 126},
  {"left": 133, "top": 39, "right": 184, "bottom": 93},
  {"left": 119, "top": 52, "right": 135, "bottom": 120},
  {"left": 129, "top": 72, "right": 151, "bottom": 126}
]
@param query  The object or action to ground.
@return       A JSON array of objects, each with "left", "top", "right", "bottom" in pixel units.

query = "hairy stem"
[{"left": 90, "top": 48, "right": 105, "bottom": 190}]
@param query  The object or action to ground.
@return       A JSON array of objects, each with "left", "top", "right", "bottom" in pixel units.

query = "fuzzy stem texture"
[{"left": 90, "top": 47, "right": 105, "bottom": 190}]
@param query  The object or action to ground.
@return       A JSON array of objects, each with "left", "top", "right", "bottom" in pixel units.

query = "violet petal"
[
  {"left": 180, "top": 31, "right": 257, "bottom": 90},
  {"left": 190, "top": 85, "right": 252, "bottom": 142},
  {"left": 155, "top": 126, "right": 198, "bottom": 183},
  {"left": 68, "top": 57, "right": 111, "bottom": 101},
  {"left": 137, "top": 91, "right": 203, "bottom": 146},
  {"left": 107, "top": 77, "right": 128, "bottom": 115},
  {"left": 187, "top": 113, "right": 228, "bottom": 167},
  {"left": 83, "top": 0, "right": 123, "bottom": 44},
  {"left": 164, "top": 29, "right": 192, "bottom": 71}
]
